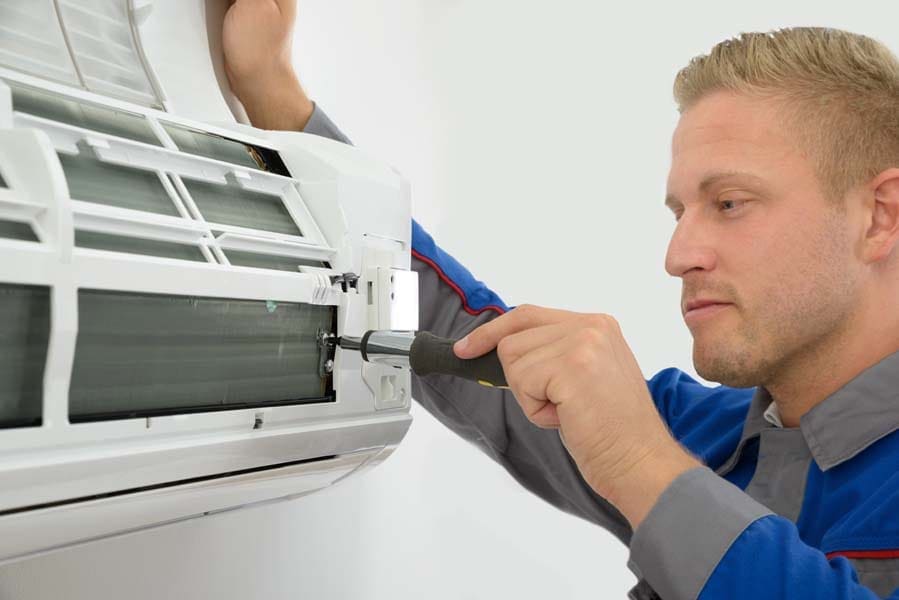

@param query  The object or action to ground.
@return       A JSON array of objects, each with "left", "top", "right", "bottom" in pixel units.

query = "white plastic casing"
[{"left": 0, "top": 32, "right": 415, "bottom": 562}]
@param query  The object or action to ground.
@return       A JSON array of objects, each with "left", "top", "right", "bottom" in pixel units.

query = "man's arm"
[
  {"left": 222, "top": 0, "right": 634, "bottom": 542},
  {"left": 632, "top": 467, "right": 899, "bottom": 599},
  {"left": 220, "top": 0, "right": 754, "bottom": 549}
]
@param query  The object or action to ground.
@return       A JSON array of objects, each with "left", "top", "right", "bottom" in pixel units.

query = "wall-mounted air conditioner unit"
[{"left": 0, "top": 0, "right": 416, "bottom": 564}]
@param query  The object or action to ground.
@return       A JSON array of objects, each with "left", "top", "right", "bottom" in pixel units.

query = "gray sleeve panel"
[
  {"left": 851, "top": 558, "right": 899, "bottom": 599},
  {"left": 302, "top": 102, "right": 352, "bottom": 144},
  {"left": 410, "top": 258, "right": 633, "bottom": 545},
  {"left": 627, "top": 466, "right": 774, "bottom": 600}
]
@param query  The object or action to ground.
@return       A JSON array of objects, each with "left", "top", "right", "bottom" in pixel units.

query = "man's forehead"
[
  {"left": 671, "top": 91, "right": 785, "bottom": 156},
  {"left": 667, "top": 91, "right": 803, "bottom": 194}
]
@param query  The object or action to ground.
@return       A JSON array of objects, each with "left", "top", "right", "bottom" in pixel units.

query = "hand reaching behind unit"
[{"left": 222, "top": 0, "right": 314, "bottom": 130}]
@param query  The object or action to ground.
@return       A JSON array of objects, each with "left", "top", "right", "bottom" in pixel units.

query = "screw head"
[{"left": 324, "top": 359, "right": 335, "bottom": 373}]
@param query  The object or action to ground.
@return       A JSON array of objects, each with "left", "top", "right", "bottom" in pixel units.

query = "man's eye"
[{"left": 718, "top": 198, "right": 746, "bottom": 213}]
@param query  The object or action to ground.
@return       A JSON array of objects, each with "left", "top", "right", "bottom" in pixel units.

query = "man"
[{"left": 223, "top": 3, "right": 899, "bottom": 598}]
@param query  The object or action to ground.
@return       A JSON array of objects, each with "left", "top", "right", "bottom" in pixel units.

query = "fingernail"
[{"left": 454, "top": 336, "right": 469, "bottom": 354}]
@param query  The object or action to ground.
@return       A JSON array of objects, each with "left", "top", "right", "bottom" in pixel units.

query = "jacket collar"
[{"left": 719, "top": 349, "right": 899, "bottom": 474}]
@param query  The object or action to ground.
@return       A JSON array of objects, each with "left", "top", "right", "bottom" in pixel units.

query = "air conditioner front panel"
[{"left": 0, "top": 447, "right": 389, "bottom": 566}]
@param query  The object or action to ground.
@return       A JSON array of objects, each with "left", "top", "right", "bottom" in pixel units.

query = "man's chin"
[{"left": 692, "top": 342, "right": 760, "bottom": 388}]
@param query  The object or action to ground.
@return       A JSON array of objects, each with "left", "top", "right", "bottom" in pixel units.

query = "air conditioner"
[{"left": 0, "top": 0, "right": 416, "bottom": 564}]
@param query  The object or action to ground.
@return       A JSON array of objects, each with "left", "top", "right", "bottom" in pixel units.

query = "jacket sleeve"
[
  {"left": 302, "top": 103, "right": 635, "bottom": 541},
  {"left": 627, "top": 466, "right": 898, "bottom": 600}
]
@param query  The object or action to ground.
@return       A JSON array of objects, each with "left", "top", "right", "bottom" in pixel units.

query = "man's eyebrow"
[{"left": 665, "top": 170, "right": 766, "bottom": 211}]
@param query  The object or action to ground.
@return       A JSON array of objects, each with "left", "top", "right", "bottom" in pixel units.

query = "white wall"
[{"left": 2, "top": 1, "right": 898, "bottom": 599}]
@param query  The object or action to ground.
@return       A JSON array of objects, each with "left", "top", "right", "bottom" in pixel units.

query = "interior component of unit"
[
  {"left": 69, "top": 290, "right": 336, "bottom": 422},
  {"left": 0, "top": 283, "right": 49, "bottom": 428},
  {"left": 224, "top": 249, "right": 328, "bottom": 271},
  {"left": 162, "top": 123, "right": 291, "bottom": 176},
  {"left": 59, "top": 151, "right": 177, "bottom": 216},
  {"left": 0, "top": 0, "right": 164, "bottom": 108},
  {"left": 0, "top": 168, "right": 6, "bottom": 186},
  {"left": 182, "top": 177, "right": 301, "bottom": 236},
  {"left": 75, "top": 230, "right": 205, "bottom": 262},
  {"left": 8, "top": 81, "right": 160, "bottom": 145},
  {"left": 0, "top": 219, "right": 38, "bottom": 242}
]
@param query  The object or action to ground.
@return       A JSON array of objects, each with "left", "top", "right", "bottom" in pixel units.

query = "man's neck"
[{"left": 766, "top": 307, "right": 899, "bottom": 428}]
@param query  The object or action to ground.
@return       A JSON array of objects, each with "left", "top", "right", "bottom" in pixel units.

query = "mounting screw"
[{"left": 324, "top": 359, "right": 334, "bottom": 373}]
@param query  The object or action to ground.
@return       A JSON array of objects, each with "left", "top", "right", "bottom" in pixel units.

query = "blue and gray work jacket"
[{"left": 306, "top": 106, "right": 899, "bottom": 600}]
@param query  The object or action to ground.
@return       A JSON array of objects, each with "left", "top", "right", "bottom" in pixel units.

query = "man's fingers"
[
  {"left": 504, "top": 340, "right": 569, "bottom": 428},
  {"left": 496, "top": 321, "right": 571, "bottom": 365},
  {"left": 454, "top": 304, "right": 574, "bottom": 358},
  {"left": 528, "top": 403, "right": 560, "bottom": 429}
]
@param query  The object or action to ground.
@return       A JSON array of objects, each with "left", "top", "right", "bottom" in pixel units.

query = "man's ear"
[{"left": 863, "top": 168, "right": 899, "bottom": 264}]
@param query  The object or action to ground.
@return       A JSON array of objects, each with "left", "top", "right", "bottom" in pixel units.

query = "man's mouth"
[{"left": 682, "top": 299, "right": 734, "bottom": 324}]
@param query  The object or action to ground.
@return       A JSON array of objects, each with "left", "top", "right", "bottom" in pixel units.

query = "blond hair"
[{"left": 674, "top": 28, "right": 899, "bottom": 200}]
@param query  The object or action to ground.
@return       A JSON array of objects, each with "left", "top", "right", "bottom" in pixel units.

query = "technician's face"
[{"left": 664, "top": 91, "right": 861, "bottom": 387}]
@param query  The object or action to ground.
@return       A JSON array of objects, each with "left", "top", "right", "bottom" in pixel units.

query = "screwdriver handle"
[{"left": 409, "top": 331, "right": 509, "bottom": 388}]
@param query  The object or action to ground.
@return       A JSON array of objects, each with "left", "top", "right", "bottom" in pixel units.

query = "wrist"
[
  {"left": 232, "top": 68, "right": 314, "bottom": 131},
  {"left": 601, "top": 442, "right": 701, "bottom": 530}
]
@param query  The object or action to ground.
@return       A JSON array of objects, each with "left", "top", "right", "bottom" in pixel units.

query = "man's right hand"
[{"left": 222, "top": 0, "right": 314, "bottom": 131}]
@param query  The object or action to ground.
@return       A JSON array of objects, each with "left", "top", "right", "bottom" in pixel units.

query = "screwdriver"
[{"left": 335, "top": 330, "right": 508, "bottom": 388}]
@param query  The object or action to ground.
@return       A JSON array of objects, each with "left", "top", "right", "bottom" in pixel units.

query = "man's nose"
[{"left": 665, "top": 215, "right": 717, "bottom": 277}]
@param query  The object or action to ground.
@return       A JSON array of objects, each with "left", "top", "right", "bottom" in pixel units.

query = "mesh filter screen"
[
  {"left": 69, "top": 290, "right": 335, "bottom": 421},
  {"left": 9, "top": 81, "right": 160, "bottom": 145},
  {"left": 184, "top": 178, "right": 301, "bottom": 236},
  {"left": 76, "top": 230, "right": 206, "bottom": 262},
  {"left": 59, "top": 152, "right": 178, "bottom": 216},
  {"left": 0, "top": 219, "right": 38, "bottom": 242},
  {"left": 0, "top": 284, "right": 49, "bottom": 428}
]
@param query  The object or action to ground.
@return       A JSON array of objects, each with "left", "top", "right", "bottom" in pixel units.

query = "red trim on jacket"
[
  {"left": 826, "top": 549, "right": 899, "bottom": 560},
  {"left": 411, "top": 249, "right": 506, "bottom": 317}
]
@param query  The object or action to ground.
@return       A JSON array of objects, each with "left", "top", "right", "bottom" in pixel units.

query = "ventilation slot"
[
  {"left": 9, "top": 81, "right": 160, "bottom": 146},
  {"left": 75, "top": 230, "right": 205, "bottom": 262},
  {"left": 0, "top": 219, "right": 37, "bottom": 242},
  {"left": 225, "top": 249, "right": 328, "bottom": 272},
  {"left": 0, "top": 283, "right": 49, "bottom": 428},
  {"left": 183, "top": 178, "right": 301, "bottom": 236},
  {"left": 0, "top": 0, "right": 81, "bottom": 86},
  {"left": 69, "top": 290, "right": 335, "bottom": 422},
  {"left": 60, "top": 151, "right": 177, "bottom": 216}
]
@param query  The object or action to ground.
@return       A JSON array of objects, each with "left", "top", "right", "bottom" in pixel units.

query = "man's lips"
[{"left": 682, "top": 299, "right": 734, "bottom": 322}]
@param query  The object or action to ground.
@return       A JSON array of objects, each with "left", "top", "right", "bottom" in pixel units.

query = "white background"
[{"left": 2, "top": 1, "right": 898, "bottom": 598}]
